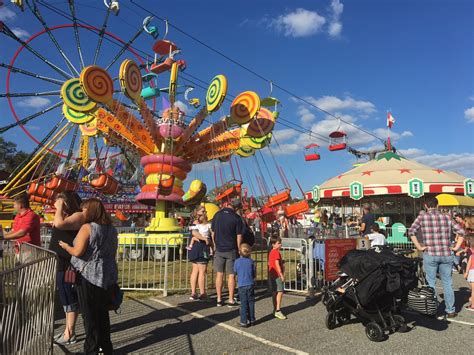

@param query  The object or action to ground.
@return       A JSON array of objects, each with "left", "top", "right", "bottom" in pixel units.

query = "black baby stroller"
[{"left": 322, "top": 247, "right": 419, "bottom": 341}]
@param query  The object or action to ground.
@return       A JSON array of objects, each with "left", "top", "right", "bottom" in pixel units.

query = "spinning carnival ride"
[{"left": 0, "top": 0, "right": 277, "bottom": 233}]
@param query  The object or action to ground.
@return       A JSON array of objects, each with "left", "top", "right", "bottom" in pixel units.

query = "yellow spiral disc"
[
  {"left": 206, "top": 74, "right": 227, "bottom": 112},
  {"left": 62, "top": 104, "right": 95, "bottom": 124},
  {"left": 61, "top": 78, "right": 97, "bottom": 112}
]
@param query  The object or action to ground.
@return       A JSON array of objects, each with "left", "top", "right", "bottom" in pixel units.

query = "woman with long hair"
[
  {"left": 49, "top": 191, "right": 85, "bottom": 345},
  {"left": 188, "top": 204, "right": 211, "bottom": 300},
  {"left": 59, "top": 198, "right": 118, "bottom": 354}
]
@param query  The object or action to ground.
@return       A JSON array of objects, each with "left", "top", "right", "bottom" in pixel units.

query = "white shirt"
[
  {"left": 367, "top": 232, "right": 386, "bottom": 247},
  {"left": 190, "top": 223, "right": 211, "bottom": 239}
]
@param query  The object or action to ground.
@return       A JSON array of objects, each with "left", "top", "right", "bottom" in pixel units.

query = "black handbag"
[{"left": 107, "top": 283, "right": 123, "bottom": 313}]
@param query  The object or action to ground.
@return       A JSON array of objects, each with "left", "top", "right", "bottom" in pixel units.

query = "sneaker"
[
  {"left": 227, "top": 301, "right": 239, "bottom": 308},
  {"left": 274, "top": 310, "right": 287, "bottom": 320},
  {"left": 216, "top": 300, "right": 224, "bottom": 307},
  {"left": 198, "top": 294, "right": 208, "bottom": 301},
  {"left": 189, "top": 294, "right": 199, "bottom": 301},
  {"left": 239, "top": 322, "right": 249, "bottom": 328},
  {"left": 54, "top": 334, "right": 77, "bottom": 345},
  {"left": 446, "top": 312, "right": 458, "bottom": 319}
]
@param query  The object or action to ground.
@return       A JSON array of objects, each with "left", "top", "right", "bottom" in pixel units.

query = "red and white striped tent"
[{"left": 306, "top": 151, "right": 468, "bottom": 202}]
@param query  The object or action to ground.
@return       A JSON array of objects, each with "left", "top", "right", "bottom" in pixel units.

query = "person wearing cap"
[{"left": 211, "top": 198, "right": 244, "bottom": 307}]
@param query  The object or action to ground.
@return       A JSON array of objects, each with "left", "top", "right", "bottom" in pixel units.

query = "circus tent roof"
[{"left": 307, "top": 152, "right": 469, "bottom": 201}]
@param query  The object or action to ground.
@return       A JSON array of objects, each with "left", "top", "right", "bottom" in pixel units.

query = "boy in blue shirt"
[{"left": 233, "top": 243, "right": 256, "bottom": 327}]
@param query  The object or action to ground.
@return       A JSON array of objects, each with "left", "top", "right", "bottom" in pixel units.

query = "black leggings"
[{"left": 76, "top": 276, "right": 113, "bottom": 355}]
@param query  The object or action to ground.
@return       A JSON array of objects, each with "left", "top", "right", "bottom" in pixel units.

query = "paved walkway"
[{"left": 54, "top": 274, "right": 474, "bottom": 354}]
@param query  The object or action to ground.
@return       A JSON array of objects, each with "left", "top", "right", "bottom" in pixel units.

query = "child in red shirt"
[{"left": 268, "top": 235, "right": 286, "bottom": 319}]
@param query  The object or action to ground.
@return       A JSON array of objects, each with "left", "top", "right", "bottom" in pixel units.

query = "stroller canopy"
[{"left": 338, "top": 248, "right": 418, "bottom": 307}]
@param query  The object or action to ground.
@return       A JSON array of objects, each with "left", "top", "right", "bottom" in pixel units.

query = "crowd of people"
[
  {"left": 1, "top": 193, "right": 474, "bottom": 350},
  {"left": 186, "top": 197, "right": 287, "bottom": 324}
]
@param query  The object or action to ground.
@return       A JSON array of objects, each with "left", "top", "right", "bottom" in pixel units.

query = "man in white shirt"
[{"left": 367, "top": 223, "right": 386, "bottom": 247}]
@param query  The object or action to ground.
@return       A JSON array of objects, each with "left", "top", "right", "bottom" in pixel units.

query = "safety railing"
[
  {"left": 1, "top": 242, "right": 57, "bottom": 355},
  {"left": 37, "top": 225, "right": 416, "bottom": 297},
  {"left": 280, "top": 238, "right": 309, "bottom": 293},
  {"left": 115, "top": 226, "right": 147, "bottom": 234},
  {"left": 287, "top": 225, "right": 358, "bottom": 239}
]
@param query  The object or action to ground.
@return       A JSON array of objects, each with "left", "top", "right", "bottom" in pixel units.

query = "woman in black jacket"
[{"left": 49, "top": 191, "right": 85, "bottom": 345}]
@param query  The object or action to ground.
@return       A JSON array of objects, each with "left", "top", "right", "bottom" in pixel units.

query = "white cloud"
[
  {"left": 0, "top": 7, "right": 16, "bottom": 21},
  {"left": 328, "top": 22, "right": 342, "bottom": 37},
  {"left": 399, "top": 148, "right": 474, "bottom": 177},
  {"left": 330, "top": 0, "right": 344, "bottom": 18},
  {"left": 270, "top": 8, "right": 326, "bottom": 38},
  {"left": 17, "top": 97, "right": 52, "bottom": 108},
  {"left": 297, "top": 106, "right": 316, "bottom": 124},
  {"left": 267, "top": 142, "right": 300, "bottom": 155},
  {"left": 306, "top": 95, "right": 376, "bottom": 115},
  {"left": 373, "top": 128, "right": 413, "bottom": 142},
  {"left": 328, "top": 0, "right": 343, "bottom": 38},
  {"left": 464, "top": 107, "right": 474, "bottom": 123},
  {"left": 293, "top": 95, "right": 379, "bottom": 148},
  {"left": 11, "top": 27, "right": 30, "bottom": 39},
  {"left": 399, "top": 148, "right": 426, "bottom": 158},
  {"left": 273, "top": 128, "right": 298, "bottom": 142}
]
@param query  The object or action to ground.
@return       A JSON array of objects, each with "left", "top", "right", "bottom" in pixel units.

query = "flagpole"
[{"left": 387, "top": 109, "right": 391, "bottom": 151}]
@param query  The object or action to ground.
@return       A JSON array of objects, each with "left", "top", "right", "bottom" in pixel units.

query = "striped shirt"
[{"left": 408, "top": 209, "right": 465, "bottom": 257}]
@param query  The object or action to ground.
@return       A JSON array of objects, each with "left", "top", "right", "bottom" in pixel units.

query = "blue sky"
[{"left": 0, "top": 0, "right": 473, "bottom": 197}]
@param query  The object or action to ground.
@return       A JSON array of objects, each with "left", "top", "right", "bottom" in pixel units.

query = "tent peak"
[{"left": 376, "top": 151, "right": 405, "bottom": 161}]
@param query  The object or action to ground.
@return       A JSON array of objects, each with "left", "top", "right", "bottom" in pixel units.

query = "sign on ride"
[{"left": 324, "top": 238, "right": 357, "bottom": 281}]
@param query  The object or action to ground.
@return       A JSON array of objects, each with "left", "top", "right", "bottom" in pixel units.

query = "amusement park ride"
[
  {"left": 0, "top": 1, "right": 388, "bottom": 249},
  {"left": 0, "top": 0, "right": 309, "bottom": 248}
]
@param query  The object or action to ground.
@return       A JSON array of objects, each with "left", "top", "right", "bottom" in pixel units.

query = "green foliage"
[{"left": 0, "top": 136, "right": 29, "bottom": 173}]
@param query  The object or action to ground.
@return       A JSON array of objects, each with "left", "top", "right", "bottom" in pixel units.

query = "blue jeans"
[
  {"left": 56, "top": 271, "right": 79, "bottom": 313},
  {"left": 238, "top": 285, "right": 256, "bottom": 324},
  {"left": 423, "top": 253, "right": 455, "bottom": 313}
]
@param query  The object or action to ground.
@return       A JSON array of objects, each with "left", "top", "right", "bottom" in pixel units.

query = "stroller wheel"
[
  {"left": 393, "top": 315, "right": 409, "bottom": 333},
  {"left": 337, "top": 310, "right": 351, "bottom": 325},
  {"left": 325, "top": 312, "right": 337, "bottom": 330},
  {"left": 365, "top": 322, "right": 384, "bottom": 342}
]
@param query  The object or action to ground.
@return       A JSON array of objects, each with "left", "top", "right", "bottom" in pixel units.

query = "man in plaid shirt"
[{"left": 409, "top": 197, "right": 465, "bottom": 318}]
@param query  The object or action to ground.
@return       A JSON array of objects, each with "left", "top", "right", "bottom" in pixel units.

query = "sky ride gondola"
[
  {"left": 304, "top": 143, "right": 321, "bottom": 161},
  {"left": 328, "top": 130, "right": 347, "bottom": 151}
]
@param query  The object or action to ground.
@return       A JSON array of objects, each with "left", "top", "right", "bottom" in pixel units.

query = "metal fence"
[
  {"left": 1, "top": 242, "right": 57, "bottom": 355},
  {"left": 38, "top": 223, "right": 417, "bottom": 297}
]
